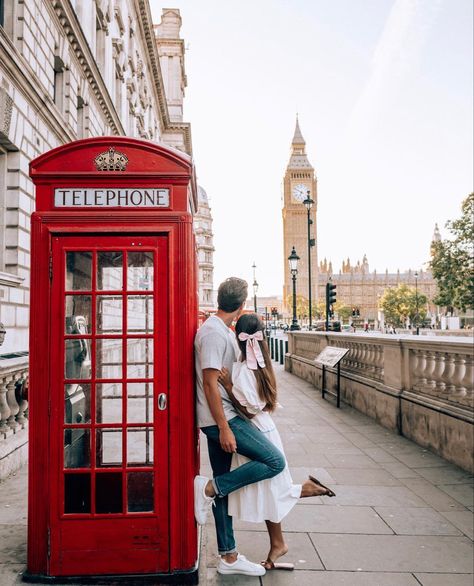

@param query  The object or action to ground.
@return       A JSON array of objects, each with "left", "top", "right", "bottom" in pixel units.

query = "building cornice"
[
  {"left": 0, "top": 28, "right": 75, "bottom": 144},
  {"left": 52, "top": 0, "right": 124, "bottom": 135},
  {"left": 134, "top": 2, "right": 192, "bottom": 157}
]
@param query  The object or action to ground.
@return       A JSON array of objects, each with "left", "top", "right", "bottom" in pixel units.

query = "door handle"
[{"left": 158, "top": 393, "right": 167, "bottom": 410}]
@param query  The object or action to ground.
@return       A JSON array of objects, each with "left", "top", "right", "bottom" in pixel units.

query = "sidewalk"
[
  {"left": 199, "top": 364, "right": 473, "bottom": 586},
  {"left": 0, "top": 364, "right": 472, "bottom": 585}
]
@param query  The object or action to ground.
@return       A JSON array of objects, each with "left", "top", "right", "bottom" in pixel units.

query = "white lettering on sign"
[{"left": 54, "top": 188, "right": 170, "bottom": 208}]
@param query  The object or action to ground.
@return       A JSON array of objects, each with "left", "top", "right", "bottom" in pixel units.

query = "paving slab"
[
  {"left": 324, "top": 467, "right": 401, "bottom": 486},
  {"left": 379, "top": 461, "right": 422, "bottom": 479},
  {"left": 205, "top": 529, "right": 324, "bottom": 570},
  {"left": 414, "top": 573, "right": 474, "bottom": 585},
  {"left": 374, "top": 507, "right": 462, "bottom": 535},
  {"left": 437, "top": 483, "right": 474, "bottom": 508},
  {"left": 413, "top": 466, "right": 473, "bottom": 485},
  {"left": 262, "top": 570, "right": 421, "bottom": 585},
  {"left": 272, "top": 503, "right": 393, "bottom": 534},
  {"left": 310, "top": 534, "right": 474, "bottom": 573},
  {"left": 320, "top": 485, "right": 428, "bottom": 507},
  {"left": 400, "top": 478, "right": 468, "bottom": 512},
  {"left": 440, "top": 510, "right": 474, "bottom": 540},
  {"left": 339, "top": 432, "right": 378, "bottom": 449},
  {"left": 324, "top": 453, "right": 381, "bottom": 469},
  {"left": 0, "top": 525, "right": 26, "bottom": 565},
  {"left": 393, "top": 450, "right": 449, "bottom": 469},
  {"left": 361, "top": 447, "right": 399, "bottom": 463},
  {"left": 0, "top": 565, "right": 24, "bottom": 586}
]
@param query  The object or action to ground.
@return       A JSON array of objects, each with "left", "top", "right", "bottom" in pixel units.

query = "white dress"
[{"left": 228, "top": 361, "right": 301, "bottom": 523}]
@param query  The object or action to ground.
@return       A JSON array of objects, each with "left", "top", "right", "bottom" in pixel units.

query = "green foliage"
[
  {"left": 379, "top": 284, "right": 427, "bottom": 327},
  {"left": 430, "top": 193, "right": 474, "bottom": 312},
  {"left": 334, "top": 302, "right": 352, "bottom": 321}
]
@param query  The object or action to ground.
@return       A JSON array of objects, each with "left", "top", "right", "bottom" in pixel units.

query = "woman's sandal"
[
  {"left": 309, "top": 474, "right": 336, "bottom": 497},
  {"left": 261, "top": 559, "right": 295, "bottom": 571}
]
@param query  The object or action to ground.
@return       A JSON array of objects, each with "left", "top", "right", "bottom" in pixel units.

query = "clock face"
[{"left": 292, "top": 183, "right": 308, "bottom": 202}]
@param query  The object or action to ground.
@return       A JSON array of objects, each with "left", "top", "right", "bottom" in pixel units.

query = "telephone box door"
[{"left": 49, "top": 234, "right": 168, "bottom": 576}]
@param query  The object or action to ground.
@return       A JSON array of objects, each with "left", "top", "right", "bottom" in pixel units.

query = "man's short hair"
[{"left": 217, "top": 277, "right": 248, "bottom": 312}]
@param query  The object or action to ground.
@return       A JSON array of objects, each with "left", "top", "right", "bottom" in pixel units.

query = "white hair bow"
[{"left": 238, "top": 331, "right": 265, "bottom": 370}]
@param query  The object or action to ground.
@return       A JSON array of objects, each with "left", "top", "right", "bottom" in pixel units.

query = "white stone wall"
[
  {"left": 195, "top": 186, "right": 215, "bottom": 311},
  {"left": 0, "top": 1, "right": 189, "bottom": 354}
]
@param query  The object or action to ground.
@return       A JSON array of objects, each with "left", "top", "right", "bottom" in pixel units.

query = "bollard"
[
  {"left": 285, "top": 340, "right": 288, "bottom": 355},
  {"left": 279, "top": 339, "right": 284, "bottom": 365},
  {"left": 270, "top": 336, "right": 274, "bottom": 359},
  {"left": 274, "top": 337, "right": 279, "bottom": 362}
]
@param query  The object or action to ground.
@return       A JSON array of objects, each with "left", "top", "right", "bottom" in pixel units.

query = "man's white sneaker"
[
  {"left": 217, "top": 554, "right": 266, "bottom": 576},
  {"left": 194, "top": 475, "right": 214, "bottom": 525}
]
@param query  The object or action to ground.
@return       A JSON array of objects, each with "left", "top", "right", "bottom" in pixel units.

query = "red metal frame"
[{"left": 27, "top": 138, "right": 199, "bottom": 581}]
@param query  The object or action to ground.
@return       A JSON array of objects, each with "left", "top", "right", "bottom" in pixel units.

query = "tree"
[
  {"left": 334, "top": 302, "right": 352, "bottom": 322},
  {"left": 379, "top": 284, "right": 427, "bottom": 327},
  {"left": 430, "top": 193, "right": 474, "bottom": 313}
]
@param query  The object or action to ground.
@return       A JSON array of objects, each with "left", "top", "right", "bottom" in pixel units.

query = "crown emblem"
[{"left": 94, "top": 147, "right": 128, "bottom": 171}]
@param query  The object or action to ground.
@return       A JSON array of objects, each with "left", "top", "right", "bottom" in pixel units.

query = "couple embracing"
[{"left": 194, "top": 277, "right": 335, "bottom": 577}]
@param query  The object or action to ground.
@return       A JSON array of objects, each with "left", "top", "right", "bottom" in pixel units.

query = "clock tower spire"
[{"left": 282, "top": 117, "right": 318, "bottom": 315}]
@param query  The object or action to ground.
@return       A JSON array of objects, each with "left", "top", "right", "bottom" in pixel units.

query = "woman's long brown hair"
[{"left": 235, "top": 313, "right": 278, "bottom": 412}]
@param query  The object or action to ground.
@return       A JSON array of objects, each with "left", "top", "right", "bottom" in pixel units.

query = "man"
[{"left": 194, "top": 277, "right": 285, "bottom": 577}]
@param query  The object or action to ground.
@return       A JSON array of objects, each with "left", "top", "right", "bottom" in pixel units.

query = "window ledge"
[{"left": 0, "top": 271, "right": 24, "bottom": 287}]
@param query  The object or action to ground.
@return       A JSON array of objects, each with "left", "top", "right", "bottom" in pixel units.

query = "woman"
[{"left": 218, "top": 313, "right": 335, "bottom": 571}]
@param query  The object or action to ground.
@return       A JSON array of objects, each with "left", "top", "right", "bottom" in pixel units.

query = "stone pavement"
[
  {"left": 199, "top": 364, "right": 473, "bottom": 586},
  {"left": 0, "top": 364, "right": 472, "bottom": 585}
]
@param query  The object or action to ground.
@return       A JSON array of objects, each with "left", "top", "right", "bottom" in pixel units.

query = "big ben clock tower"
[{"left": 282, "top": 118, "right": 318, "bottom": 313}]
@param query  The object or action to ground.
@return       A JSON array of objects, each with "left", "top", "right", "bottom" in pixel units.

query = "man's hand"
[
  {"left": 219, "top": 426, "right": 237, "bottom": 453},
  {"left": 218, "top": 367, "right": 232, "bottom": 393}
]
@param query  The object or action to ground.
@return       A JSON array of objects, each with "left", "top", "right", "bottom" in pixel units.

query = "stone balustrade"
[
  {"left": 286, "top": 332, "right": 474, "bottom": 472},
  {"left": 0, "top": 355, "right": 29, "bottom": 478}
]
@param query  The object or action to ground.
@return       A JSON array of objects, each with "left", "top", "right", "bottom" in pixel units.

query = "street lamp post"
[
  {"left": 253, "top": 278, "right": 258, "bottom": 313},
  {"left": 302, "top": 192, "right": 315, "bottom": 330},
  {"left": 288, "top": 247, "right": 301, "bottom": 331},
  {"left": 252, "top": 262, "right": 258, "bottom": 313},
  {"left": 414, "top": 271, "right": 419, "bottom": 335}
]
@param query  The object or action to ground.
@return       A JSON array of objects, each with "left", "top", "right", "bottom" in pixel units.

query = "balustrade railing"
[
  {"left": 288, "top": 332, "right": 473, "bottom": 411},
  {"left": 0, "top": 358, "right": 29, "bottom": 439}
]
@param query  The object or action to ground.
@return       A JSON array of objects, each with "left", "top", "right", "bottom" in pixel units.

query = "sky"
[{"left": 151, "top": 0, "right": 473, "bottom": 297}]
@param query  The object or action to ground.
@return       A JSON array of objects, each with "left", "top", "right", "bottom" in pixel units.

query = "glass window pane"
[
  {"left": 65, "top": 339, "right": 91, "bottom": 380},
  {"left": 65, "top": 473, "right": 91, "bottom": 514},
  {"left": 66, "top": 251, "right": 92, "bottom": 291},
  {"left": 96, "top": 296, "right": 123, "bottom": 334},
  {"left": 97, "top": 252, "right": 123, "bottom": 291},
  {"left": 127, "top": 296, "right": 153, "bottom": 333},
  {"left": 65, "top": 383, "right": 91, "bottom": 424},
  {"left": 96, "top": 473, "right": 123, "bottom": 514},
  {"left": 127, "top": 339, "right": 153, "bottom": 378},
  {"left": 127, "top": 252, "right": 153, "bottom": 291},
  {"left": 64, "top": 429, "right": 90, "bottom": 468},
  {"left": 127, "top": 383, "right": 153, "bottom": 423},
  {"left": 127, "top": 472, "right": 153, "bottom": 512},
  {"left": 96, "top": 339, "right": 122, "bottom": 379},
  {"left": 127, "top": 427, "right": 153, "bottom": 466},
  {"left": 65, "top": 296, "right": 91, "bottom": 334},
  {"left": 96, "top": 383, "right": 122, "bottom": 423},
  {"left": 96, "top": 428, "right": 122, "bottom": 467}
]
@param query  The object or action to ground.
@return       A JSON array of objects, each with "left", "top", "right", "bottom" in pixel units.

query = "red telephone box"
[{"left": 26, "top": 138, "right": 199, "bottom": 583}]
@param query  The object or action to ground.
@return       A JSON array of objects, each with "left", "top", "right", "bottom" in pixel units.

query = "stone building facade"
[
  {"left": 282, "top": 118, "right": 318, "bottom": 312},
  {"left": 0, "top": 1, "right": 192, "bottom": 476},
  {"left": 317, "top": 254, "right": 438, "bottom": 323},
  {"left": 195, "top": 186, "right": 215, "bottom": 311}
]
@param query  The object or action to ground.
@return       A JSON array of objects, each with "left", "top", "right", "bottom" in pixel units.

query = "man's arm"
[
  {"left": 218, "top": 369, "right": 256, "bottom": 419},
  {"left": 202, "top": 368, "right": 237, "bottom": 453}
]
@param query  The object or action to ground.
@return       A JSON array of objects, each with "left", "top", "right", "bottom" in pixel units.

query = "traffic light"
[
  {"left": 326, "top": 282, "right": 336, "bottom": 307},
  {"left": 325, "top": 282, "right": 337, "bottom": 330}
]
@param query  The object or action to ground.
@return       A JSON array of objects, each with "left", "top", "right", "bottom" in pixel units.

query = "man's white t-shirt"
[{"left": 195, "top": 315, "right": 240, "bottom": 428}]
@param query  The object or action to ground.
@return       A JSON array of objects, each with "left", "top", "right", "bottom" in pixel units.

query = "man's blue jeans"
[{"left": 201, "top": 416, "right": 286, "bottom": 555}]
